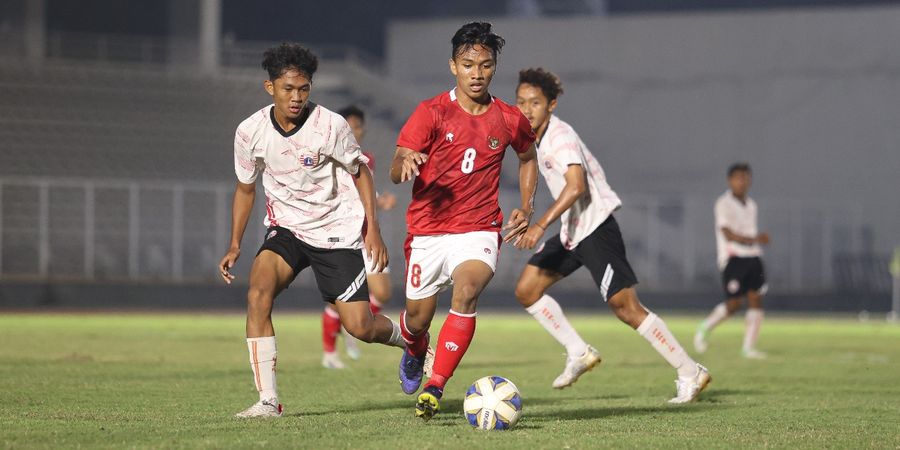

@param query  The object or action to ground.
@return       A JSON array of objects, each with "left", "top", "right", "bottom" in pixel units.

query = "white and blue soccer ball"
[{"left": 464, "top": 375, "right": 523, "bottom": 430}]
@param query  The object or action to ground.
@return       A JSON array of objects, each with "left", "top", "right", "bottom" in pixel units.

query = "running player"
[
  {"left": 391, "top": 22, "right": 538, "bottom": 420},
  {"left": 319, "top": 105, "right": 399, "bottom": 369},
  {"left": 694, "top": 163, "right": 770, "bottom": 359},
  {"left": 512, "top": 68, "right": 711, "bottom": 403},
  {"left": 219, "top": 43, "right": 405, "bottom": 418}
]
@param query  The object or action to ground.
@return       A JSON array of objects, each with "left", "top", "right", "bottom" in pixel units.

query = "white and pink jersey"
[
  {"left": 234, "top": 103, "right": 368, "bottom": 249},
  {"left": 537, "top": 115, "right": 622, "bottom": 250}
]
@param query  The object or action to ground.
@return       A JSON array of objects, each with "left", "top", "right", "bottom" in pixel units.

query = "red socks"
[
  {"left": 400, "top": 310, "right": 430, "bottom": 357},
  {"left": 369, "top": 294, "right": 383, "bottom": 316},
  {"left": 426, "top": 310, "right": 476, "bottom": 391},
  {"left": 321, "top": 307, "right": 341, "bottom": 353}
]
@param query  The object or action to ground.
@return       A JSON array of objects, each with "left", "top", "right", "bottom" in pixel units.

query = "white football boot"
[
  {"left": 552, "top": 346, "right": 602, "bottom": 389},
  {"left": 342, "top": 328, "right": 362, "bottom": 361},
  {"left": 235, "top": 398, "right": 283, "bottom": 418},
  {"left": 693, "top": 326, "right": 709, "bottom": 354},
  {"left": 668, "top": 363, "right": 712, "bottom": 404},
  {"left": 742, "top": 348, "right": 767, "bottom": 360},
  {"left": 322, "top": 351, "right": 345, "bottom": 369}
]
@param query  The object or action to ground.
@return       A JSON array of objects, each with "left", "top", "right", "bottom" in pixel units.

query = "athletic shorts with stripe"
[
  {"left": 528, "top": 215, "right": 638, "bottom": 302},
  {"left": 404, "top": 231, "right": 500, "bottom": 300},
  {"left": 257, "top": 226, "right": 369, "bottom": 303},
  {"left": 721, "top": 256, "right": 767, "bottom": 298},
  {"left": 362, "top": 248, "right": 390, "bottom": 274}
]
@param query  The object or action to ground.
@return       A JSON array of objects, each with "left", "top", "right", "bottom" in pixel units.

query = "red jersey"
[{"left": 397, "top": 88, "right": 535, "bottom": 235}]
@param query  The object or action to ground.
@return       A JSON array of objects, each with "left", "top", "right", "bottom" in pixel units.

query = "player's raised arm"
[
  {"left": 514, "top": 163, "right": 586, "bottom": 250},
  {"left": 353, "top": 164, "right": 388, "bottom": 272},
  {"left": 389, "top": 146, "right": 428, "bottom": 184},
  {"left": 503, "top": 143, "right": 538, "bottom": 242},
  {"left": 219, "top": 180, "right": 255, "bottom": 284}
]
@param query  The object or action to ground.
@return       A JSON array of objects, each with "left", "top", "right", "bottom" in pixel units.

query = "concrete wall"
[{"left": 386, "top": 6, "right": 900, "bottom": 253}]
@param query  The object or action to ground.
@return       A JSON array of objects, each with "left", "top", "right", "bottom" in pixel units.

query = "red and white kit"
[
  {"left": 397, "top": 88, "right": 535, "bottom": 298},
  {"left": 234, "top": 104, "right": 369, "bottom": 249}
]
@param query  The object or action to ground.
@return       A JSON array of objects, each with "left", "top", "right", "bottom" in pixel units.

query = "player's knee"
[
  {"left": 246, "top": 287, "right": 274, "bottom": 309},
  {"left": 514, "top": 281, "right": 539, "bottom": 306},
  {"left": 343, "top": 319, "right": 377, "bottom": 343}
]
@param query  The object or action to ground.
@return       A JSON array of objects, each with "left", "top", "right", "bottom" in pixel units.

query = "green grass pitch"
[{"left": 1, "top": 312, "right": 898, "bottom": 449}]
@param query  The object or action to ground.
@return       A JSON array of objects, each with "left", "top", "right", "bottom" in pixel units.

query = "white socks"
[
  {"left": 743, "top": 308, "right": 764, "bottom": 351},
  {"left": 637, "top": 313, "right": 698, "bottom": 379},
  {"left": 386, "top": 317, "right": 406, "bottom": 348},
  {"left": 247, "top": 336, "right": 277, "bottom": 400},
  {"left": 526, "top": 295, "right": 589, "bottom": 357},
  {"left": 701, "top": 302, "right": 729, "bottom": 333}
]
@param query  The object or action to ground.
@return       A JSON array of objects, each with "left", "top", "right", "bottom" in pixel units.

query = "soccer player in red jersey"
[{"left": 389, "top": 22, "right": 538, "bottom": 420}]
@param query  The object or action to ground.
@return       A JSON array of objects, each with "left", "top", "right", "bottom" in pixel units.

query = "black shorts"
[
  {"left": 721, "top": 256, "right": 767, "bottom": 298},
  {"left": 257, "top": 226, "right": 369, "bottom": 304},
  {"left": 527, "top": 215, "right": 638, "bottom": 302}
]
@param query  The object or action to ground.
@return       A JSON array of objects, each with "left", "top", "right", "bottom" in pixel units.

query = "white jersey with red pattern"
[
  {"left": 715, "top": 190, "right": 762, "bottom": 269},
  {"left": 234, "top": 103, "right": 368, "bottom": 249},
  {"left": 537, "top": 115, "right": 622, "bottom": 250}
]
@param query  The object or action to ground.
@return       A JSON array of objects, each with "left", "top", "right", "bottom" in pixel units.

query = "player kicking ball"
[
  {"left": 511, "top": 68, "right": 710, "bottom": 404},
  {"left": 390, "top": 22, "right": 538, "bottom": 420},
  {"left": 219, "top": 43, "right": 406, "bottom": 418}
]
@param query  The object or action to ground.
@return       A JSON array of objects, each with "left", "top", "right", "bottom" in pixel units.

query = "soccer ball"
[{"left": 464, "top": 376, "right": 522, "bottom": 430}]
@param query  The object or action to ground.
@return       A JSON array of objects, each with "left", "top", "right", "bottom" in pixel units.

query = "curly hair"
[
  {"left": 451, "top": 21, "right": 506, "bottom": 60},
  {"left": 518, "top": 68, "right": 564, "bottom": 101},
  {"left": 261, "top": 42, "right": 319, "bottom": 81}
]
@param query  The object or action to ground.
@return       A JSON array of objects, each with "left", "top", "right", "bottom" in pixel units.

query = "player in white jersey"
[
  {"left": 511, "top": 68, "right": 710, "bottom": 403},
  {"left": 694, "top": 163, "right": 770, "bottom": 359},
  {"left": 218, "top": 43, "right": 406, "bottom": 418},
  {"left": 318, "top": 105, "right": 399, "bottom": 369}
]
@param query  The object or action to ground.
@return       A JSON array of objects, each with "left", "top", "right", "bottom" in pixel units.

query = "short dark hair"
[
  {"left": 728, "top": 162, "right": 752, "bottom": 177},
  {"left": 518, "top": 68, "right": 564, "bottom": 101},
  {"left": 451, "top": 21, "right": 505, "bottom": 60},
  {"left": 337, "top": 105, "right": 365, "bottom": 122},
  {"left": 261, "top": 42, "right": 318, "bottom": 81}
]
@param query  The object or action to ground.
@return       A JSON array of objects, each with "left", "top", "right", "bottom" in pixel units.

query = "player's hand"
[
  {"left": 218, "top": 247, "right": 240, "bottom": 284},
  {"left": 399, "top": 152, "right": 428, "bottom": 183},
  {"left": 364, "top": 231, "right": 389, "bottom": 273},
  {"left": 756, "top": 232, "right": 770, "bottom": 245},
  {"left": 502, "top": 208, "right": 532, "bottom": 243},
  {"left": 515, "top": 225, "right": 545, "bottom": 250},
  {"left": 376, "top": 191, "right": 398, "bottom": 211}
]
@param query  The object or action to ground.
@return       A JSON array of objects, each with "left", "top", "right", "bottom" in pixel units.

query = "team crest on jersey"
[
  {"left": 301, "top": 153, "right": 319, "bottom": 167},
  {"left": 487, "top": 135, "right": 500, "bottom": 150}
]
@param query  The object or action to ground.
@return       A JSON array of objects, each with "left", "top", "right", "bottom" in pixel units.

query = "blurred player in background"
[
  {"left": 694, "top": 163, "right": 770, "bottom": 359},
  {"left": 390, "top": 22, "right": 538, "bottom": 420},
  {"left": 319, "top": 105, "right": 399, "bottom": 369},
  {"left": 219, "top": 43, "right": 405, "bottom": 418},
  {"left": 512, "top": 68, "right": 711, "bottom": 404}
]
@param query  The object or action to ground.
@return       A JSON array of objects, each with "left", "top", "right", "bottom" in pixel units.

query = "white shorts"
[
  {"left": 404, "top": 231, "right": 500, "bottom": 300},
  {"left": 361, "top": 248, "right": 391, "bottom": 274}
]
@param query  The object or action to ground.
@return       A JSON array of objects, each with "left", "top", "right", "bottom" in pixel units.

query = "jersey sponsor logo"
[
  {"left": 445, "top": 341, "right": 459, "bottom": 352},
  {"left": 488, "top": 135, "right": 500, "bottom": 150},
  {"left": 446, "top": 131, "right": 454, "bottom": 142},
  {"left": 328, "top": 237, "right": 345, "bottom": 243},
  {"left": 266, "top": 229, "right": 278, "bottom": 240}
]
